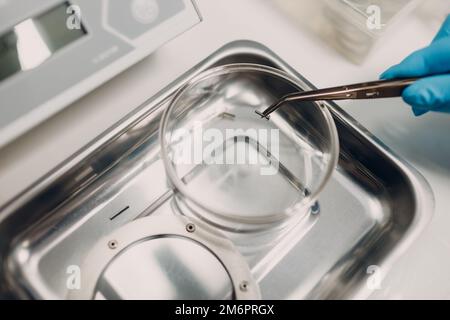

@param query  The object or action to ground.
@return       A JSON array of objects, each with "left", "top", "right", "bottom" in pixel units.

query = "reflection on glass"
[
  {"left": 0, "top": 2, "right": 86, "bottom": 82},
  {"left": 14, "top": 19, "right": 52, "bottom": 71}
]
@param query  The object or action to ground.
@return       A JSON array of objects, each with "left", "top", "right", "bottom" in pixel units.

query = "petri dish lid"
[{"left": 160, "top": 63, "right": 339, "bottom": 229}]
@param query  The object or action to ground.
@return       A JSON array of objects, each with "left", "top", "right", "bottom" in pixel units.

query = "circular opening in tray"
[
  {"left": 159, "top": 63, "right": 339, "bottom": 231},
  {"left": 96, "top": 237, "right": 234, "bottom": 299}
]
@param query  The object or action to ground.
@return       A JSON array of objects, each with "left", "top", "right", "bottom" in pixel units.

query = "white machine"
[{"left": 0, "top": 0, "right": 201, "bottom": 147}]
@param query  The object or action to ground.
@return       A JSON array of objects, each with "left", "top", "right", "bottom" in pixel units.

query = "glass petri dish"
[{"left": 160, "top": 64, "right": 339, "bottom": 232}]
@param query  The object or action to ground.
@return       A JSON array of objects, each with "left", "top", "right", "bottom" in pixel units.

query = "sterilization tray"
[{"left": 0, "top": 41, "right": 433, "bottom": 299}]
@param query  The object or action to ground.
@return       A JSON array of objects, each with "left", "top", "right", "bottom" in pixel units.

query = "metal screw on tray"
[
  {"left": 185, "top": 223, "right": 196, "bottom": 233},
  {"left": 239, "top": 281, "right": 249, "bottom": 292},
  {"left": 311, "top": 201, "right": 320, "bottom": 215},
  {"left": 108, "top": 240, "right": 118, "bottom": 249}
]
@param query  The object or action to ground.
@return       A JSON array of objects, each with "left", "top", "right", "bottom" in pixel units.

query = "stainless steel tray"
[{"left": 0, "top": 41, "right": 433, "bottom": 299}]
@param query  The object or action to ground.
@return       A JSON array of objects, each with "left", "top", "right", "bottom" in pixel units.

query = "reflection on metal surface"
[
  {"left": 0, "top": 41, "right": 433, "bottom": 300},
  {"left": 0, "top": 2, "right": 86, "bottom": 82}
]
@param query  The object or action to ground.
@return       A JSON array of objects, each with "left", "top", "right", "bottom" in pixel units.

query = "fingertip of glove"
[
  {"left": 403, "top": 84, "right": 432, "bottom": 116},
  {"left": 403, "top": 84, "right": 432, "bottom": 106},
  {"left": 411, "top": 107, "right": 429, "bottom": 117},
  {"left": 379, "top": 68, "right": 396, "bottom": 80}
]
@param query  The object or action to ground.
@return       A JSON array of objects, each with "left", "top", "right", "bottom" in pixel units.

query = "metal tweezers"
[{"left": 256, "top": 77, "right": 418, "bottom": 120}]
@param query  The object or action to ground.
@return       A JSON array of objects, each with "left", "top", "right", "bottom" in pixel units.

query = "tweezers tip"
[{"left": 254, "top": 110, "right": 270, "bottom": 120}]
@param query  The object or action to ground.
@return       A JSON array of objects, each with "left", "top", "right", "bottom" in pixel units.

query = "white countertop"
[{"left": 0, "top": 0, "right": 449, "bottom": 299}]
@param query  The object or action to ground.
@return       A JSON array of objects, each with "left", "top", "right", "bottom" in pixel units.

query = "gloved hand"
[{"left": 380, "top": 15, "right": 450, "bottom": 116}]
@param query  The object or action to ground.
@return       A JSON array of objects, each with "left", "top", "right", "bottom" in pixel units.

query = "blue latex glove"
[{"left": 380, "top": 15, "right": 450, "bottom": 116}]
